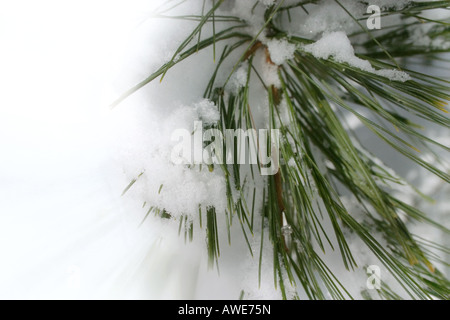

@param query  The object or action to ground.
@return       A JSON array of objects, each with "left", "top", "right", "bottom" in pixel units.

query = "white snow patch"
[
  {"left": 194, "top": 99, "right": 220, "bottom": 125},
  {"left": 229, "top": 62, "right": 249, "bottom": 91},
  {"left": 265, "top": 38, "right": 297, "bottom": 65},
  {"left": 261, "top": 61, "right": 281, "bottom": 87},
  {"left": 112, "top": 99, "right": 227, "bottom": 222},
  {"left": 303, "top": 32, "right": 411, "bottom": 82},
  {"left": 299, "top": 1, "right": 366, "bottom": 37}
]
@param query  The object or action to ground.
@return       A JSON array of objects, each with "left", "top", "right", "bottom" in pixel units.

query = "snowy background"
[{"left": 0, "top": 0, "right": 448, "bottom": 299}]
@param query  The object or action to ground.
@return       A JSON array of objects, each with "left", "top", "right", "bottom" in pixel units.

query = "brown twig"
[
  {"left": 266, "top": 48, "right": 289, "bottom": 252},
  {"left": 272, "top": 88, "right": 289, "bottom": 253},
  {"left": 243, "top": 41, "right": 264, "bottom": 61},
  {"left": 242, "top": 40, "right": 289, "bottom": 252}
]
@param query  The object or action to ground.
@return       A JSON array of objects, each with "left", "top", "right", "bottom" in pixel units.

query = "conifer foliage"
[{"left": 115, "top": 0, "right": 450, "bottom": 299}]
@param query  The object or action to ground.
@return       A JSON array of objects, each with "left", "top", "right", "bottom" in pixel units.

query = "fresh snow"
[
  {"left": 265, "top": 38, "right": 297, "bottom": 65},
  {"left": 303, "top": 31, "right": 411, "bottom": 82}
]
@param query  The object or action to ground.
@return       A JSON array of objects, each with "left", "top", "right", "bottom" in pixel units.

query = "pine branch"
[{"left": 117, "top": 0, "right": 450, "bottom": 300}]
